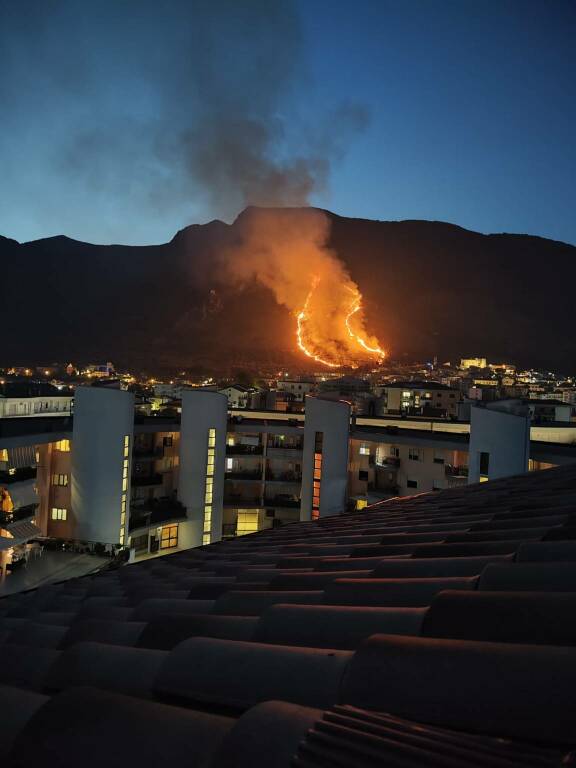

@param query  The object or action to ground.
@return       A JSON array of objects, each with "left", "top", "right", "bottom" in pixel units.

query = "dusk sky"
[{"left": 1, "top": 0, "right": 574, "bottom": 246}]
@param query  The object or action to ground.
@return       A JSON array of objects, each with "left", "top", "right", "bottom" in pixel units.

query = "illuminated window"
[
  {"left": 160, "top": 524, "right": 179, "bottom": 549},
  {"left": 119, "top": 435, "right": 130, "bottom": 544},
  {"left": 203, "top": 429, "right": 216, "bottom": 544},
  {"left": 54, "top": 439, "right": 70, "bottom": 452},
  {"left": 359, "top": 444, "right": 370, "bottom": 456},
  {"left": 51, "top": 474, "right": 69, "bottom": 486},
  {"left": 51, "top": 507, "right": 67, "bottom": 521},
  {"left": 237, "top": 509, "right": 259, "bottom": 536},
  {"left": 312, "top": 431, "right": 323, "bottom": 520},
  {"left": 356, "top": 499, "right": 368, "bottom": 510},
  {"left": 0, "top": 449, "right": 7, "bottom": 462}
]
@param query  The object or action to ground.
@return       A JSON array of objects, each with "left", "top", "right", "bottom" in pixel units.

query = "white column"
[
  {"left": 301, "top": 396, "right": 351, "bottom": 520},
  {"left": 71, "top": 387, "right": 134, "bottom": 545},
  {"left": 178, "top": 390, "right": 227, "bottom": 548}
]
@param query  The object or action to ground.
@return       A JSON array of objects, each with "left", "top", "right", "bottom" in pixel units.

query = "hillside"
[{"left": 2, "top": 207, "right": 575, "bottom": 371}]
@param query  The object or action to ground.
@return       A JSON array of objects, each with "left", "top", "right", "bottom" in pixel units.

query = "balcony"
[
  {"left": 129, "top": 498, "right": 187, "bottom": 532},
  {"left": 445, "top": 465, "right": 468, "bottom": 478},
  {"left": 0, "top": 466, "right": 37, "bottom": 485},
  {"left": 266, "top": 447, "right": 303, "bottom": 459},
  {"left": 223, "top": 494, "right": 262, "bottom": 507},
  {"left": 0, "top": 503, "right": 39, "bottom": 528},
  {"left": 225, "top": 470, "right": 262, "bottom": 481},
  {"left": 132, "top": 446, "right": 164, "bottom": 460},
  {"left": 265, "top": 471, "right": 302, "bottom": 483},
  {"left": 131, "top": 473, "right": 163, "bottom": 487},
  {"left": 226, "top": 444, "right": 264, "bottom": 456},
  {"left": 378, "top": 456, "right": 400, "bottom": 468},
  {"left": 264, "top": 495, "right": 300, "bottom": 509}
]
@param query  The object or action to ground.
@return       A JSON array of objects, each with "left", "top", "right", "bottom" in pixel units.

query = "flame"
[
  {"left": 345, "top": 297, "right": 386, "bottom": 360},
  {"left": 296, "top": 278, "right": 385, "bottom": 368},
  {"left": 296, "top": 280, "right": 340, "bottom": 368}
]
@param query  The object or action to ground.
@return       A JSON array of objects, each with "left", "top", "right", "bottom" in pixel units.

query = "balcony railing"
[
  {"left": 225, "top": 470, "right": 262, "bottom": 481},
  {"left": 268, "top": 441, "right": 304, "bottom": 451},
  {"left": 264, "top": 496, "right": 300, "bottom": 509},
  {"left": 129, "top": 498, "right": 187, "bottom": 531},
  {"left": 445, "top": 465, "right": 469, "bottom": 478},
  {"left": 377, "top": 456, "right": 400, "bottom": 468},
  {"left": 265, "top": 471, "right": 302, "bottom": 483},
  {"left": 226, "top": 444, "right": 264, "bottom": 456},
  {"left": 131, "top": 473, "right": 163, "bottom": 487},
  {"left": 0, "top": 466, "right": 37, "bottom": 485},
  {"left": 0, "top": 503, "right": 39, "bottom": 527},
  {"left": 223, "top": 495, "right": 262, "bottom": 507},
  {"left": 132, "top": 446, "right": 164, "bottom": 459}
]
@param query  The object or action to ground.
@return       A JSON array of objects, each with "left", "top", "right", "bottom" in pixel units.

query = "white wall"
[
  {"left": 178, "top": 389, "right": 227, "bottom": 547},
  {"left": 71, "top": 387, "right": 134, "bottom": 544},
  {"left": 301, "top": 396, "right": 351, "bottom": 520},
  {"left": 468, "top": 403, "right": 530, "bottom": 483}
]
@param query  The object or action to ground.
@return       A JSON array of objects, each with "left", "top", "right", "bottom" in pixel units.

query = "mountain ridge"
[{"left": 2, "top": 207, "right": 575, "bottom": 372}]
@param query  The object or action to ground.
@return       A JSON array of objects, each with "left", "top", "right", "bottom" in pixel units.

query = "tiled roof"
[{"left": 3, "top": 465, "right": 576, "bottom": 766}]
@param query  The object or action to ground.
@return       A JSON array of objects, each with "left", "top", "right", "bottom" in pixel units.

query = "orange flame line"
[
  {"left": 345, "top": 299, "right": 386, "bottom": 360},
  {"left": 296, "top": 281, "right": 340, "bottom": 368}
]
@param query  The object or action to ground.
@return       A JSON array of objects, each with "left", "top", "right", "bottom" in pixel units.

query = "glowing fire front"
[{"left": 296, "top": 277, "right": 385, "bottom": 368}]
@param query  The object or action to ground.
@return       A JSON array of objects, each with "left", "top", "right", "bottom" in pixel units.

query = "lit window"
[
  {"left": 356, "top": 499, "right": 368, "bottom": 510},
  {"left": 359, "top": 444, "right": 370, "bottom": 456},
  {"left": 51, "top": 507, "right": 67, "bottom": 521},
  {"left": 160, "top": 525, "right": 179, "bottom": 550},
  {"left": 54, "top": 439, "right": 70, "bottom": 452},
  {"left": 51, "top": 474, "right": 69, "bottom": 486},
  {"left": 0, "top": 449, "right": 7, "bottom": 462}
]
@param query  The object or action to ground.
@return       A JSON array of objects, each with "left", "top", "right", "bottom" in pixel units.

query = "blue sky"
[{"left": 1, "top": 1, "right": 574, "bottom": 245}]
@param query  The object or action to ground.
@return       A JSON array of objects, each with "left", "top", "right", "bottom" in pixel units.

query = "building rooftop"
[
  {"left": 2, "top": 465, "right": 576, "bottom": 764},
  {"left": 383, "top": 380, "right": 452, "bottom": 390},
  {"left": 0, "top": 382, "right": 70, "bottom": 398}
]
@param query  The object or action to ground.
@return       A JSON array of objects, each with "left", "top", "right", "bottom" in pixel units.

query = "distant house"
[{"left": 218, "top": 384, "right": 251, "bottom": 409}]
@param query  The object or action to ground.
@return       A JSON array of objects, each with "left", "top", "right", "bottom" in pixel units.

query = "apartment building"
[
  {"left": 0, "top": 382, "right": 72, "bottom": 418},
  {"left": 378, "top": 381, "right": 461, "bottom": 418},
  {"left": 1, "top": 387, "right": 574, "bottom": 569}
]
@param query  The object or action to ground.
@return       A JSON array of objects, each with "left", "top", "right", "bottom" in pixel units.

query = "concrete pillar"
[
  {"left": 468, "top": 401, "right": 530, "bottom": 484},
  {"left": 71, "top": 387, "right": 134, "bottom": 545},
  {"left": 301, "top": 396, "right": 351, "bottom": 520},
  {"left": 178, "top": 390, "right": 227, "bottom": 548}
]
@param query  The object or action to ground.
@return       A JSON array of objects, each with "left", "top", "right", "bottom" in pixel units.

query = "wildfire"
[
  {"left": 345, "top": 297, "right": 386, "bottom": 360},
  {"left": 296, "top": 280, "right": 340, "bottom": 368},
  {"left": 296, "top": 278, "right": 386, "bottom": 368}
]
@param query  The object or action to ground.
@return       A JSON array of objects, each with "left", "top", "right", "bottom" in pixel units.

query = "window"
[
  {"left": 53, "top": 439, "right": 70, "bottom": 452},
  {"left": 160, "top": 524, "right": 178, "bottom": 550},
  {"left": 390, "top": 446, "right": 400, "bottom": 458},
  {"left": 120, "top": 435, "right": 130, "bottom": 545},
  {"left": 203, "top": 428, "right": 216, "bottom": 544},
  {"left": 0, "top": 449, "right": 8, "bottom": 462},
  {"left": 356, "top": 499, "right": 368, "bottom": 510},
  {"left": 312, "top": 431, "right": 323, "bottom": 520},
  {"left": 479, "top": 451, "right": 490, "bottom": 481},
  {"left": 406, "top": 479, "right": 418, "bottom": 489},
  {"left": 163, "top": 435, "right": 173, "bottom": 447},
  {"left": 51, "top": 507, "right": 67, "bottom": 520},
  {"left": 237, "top": 509, "right": 259, "bottom": 536},
  {"left": 51, "top": 473, "right": 69, "bottom": 486},
  {"left": 408, "top": 448, "right": 422, "bottom": 461},
  {"left": 359, "top": 470, "right": 369, "bottom": 481},
  {"left": 433, "top": 451, "right": 445, "bottom": 465},
  {"left": 359, "top": 444, "right": 370, "bottom": 456}
]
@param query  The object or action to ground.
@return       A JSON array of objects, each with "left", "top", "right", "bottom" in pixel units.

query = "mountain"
[{"left": 2, "top": 207, "right": 575, "bottom": 372}]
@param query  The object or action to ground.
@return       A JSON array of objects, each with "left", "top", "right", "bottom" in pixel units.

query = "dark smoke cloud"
[{"left": 0, "top": 0, "right": 368, "bottom": 241}]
